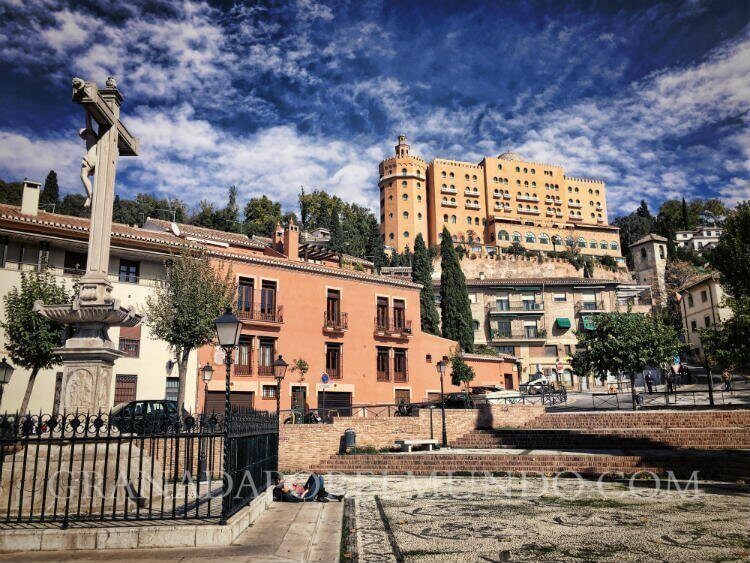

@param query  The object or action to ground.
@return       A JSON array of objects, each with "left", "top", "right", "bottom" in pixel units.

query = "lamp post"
[
  {"left": 273, "top": 355, "right": 288, "bottom": 418},
  {"left": 0, "top": 358, "right": 14, "bottom": 412},
  {"left": 198, "top": 362, "right": 214, "bottom": 481},
  {"left": 214, "top": 306, "right": 241, "bottom": 525},
  {"left": 436, "top": 359, "right": 448, "bottom": 448}
]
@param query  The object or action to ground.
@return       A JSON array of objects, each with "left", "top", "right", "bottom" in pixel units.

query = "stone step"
[
  {"left": 523, "top": 410, "right": 750, "bottom": 430},
  {"left": 453, "top": 428, "right": 750, "bottom": 450},
  {"left": 315, "top": 452, "right": 750, "bottom": 482}
]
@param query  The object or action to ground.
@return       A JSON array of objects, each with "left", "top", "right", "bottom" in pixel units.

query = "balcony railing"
[
  {"left": 441, "top": 200, "right": 457, "bottom": 208},
  {"left": 569, "top": 202, "right": 582, "bottom": 209},
  {"left": 569, "top": 215, "right": 583, "bottom": 221},
  {"left": 377, "top": 370, "right": 390, "bottom": 382},
  {"left": 518, "top": 208, "right": 540, "bottom": 215},
  {"left": 393, "top": 369, "right": 408, "bottom": 383},
  {"left": 237, "top": 305, "right": 284, "bottom": 324},
  {"left": 490, "top": 328, "right": 546, "bottom": 341},
  {"left": 465, "top": 203, "right": 481, "bottom": 210},
  {"left": 235, "top": 363, "right": 252, "bottom": 376},
  {"left": 118, "top": 338, "right": 140, "bottom": 358},
  {"left": 575, "top": 300, "right": 606, "bottom": 313},
  {"left": 257, "top": 365, "right": 274, "bottom": 376},
  {"left": 323, "top": 311, "right": 348, "bottom": 331},
  {"left": 374, "top": 318, "right": 413, "bottom": 336},
  {"left": 441, "top": 186, "right": 457, "bottom": 194},
  {"left": 516, "top": 195, "right": 539, "bottom": 203},
  {"left": 488, "top": 301, "right": 544, "bottom": 314}
]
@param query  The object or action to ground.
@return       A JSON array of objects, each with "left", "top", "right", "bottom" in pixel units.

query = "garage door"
[
  {"left": 204, "top": 391, "right": 255, "bottom": 415},
  {"left": 317, "top": 391, "right": 352, "bottom": 417}
]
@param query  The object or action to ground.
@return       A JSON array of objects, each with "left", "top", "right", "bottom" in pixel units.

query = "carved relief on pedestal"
[{"left": 64, "top": 368, "right": 94, "bottom": 411}]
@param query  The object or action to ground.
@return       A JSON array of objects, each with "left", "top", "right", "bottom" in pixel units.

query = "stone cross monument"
[{"left": 36, "top": 77, "right": 143, "bottom": 413}]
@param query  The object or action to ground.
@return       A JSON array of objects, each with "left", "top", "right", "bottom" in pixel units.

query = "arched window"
[
  {"left": 443, "top": 214, "right": 448, "bottom": 222},
  {"left": 566, "top": 236, "right": 575, "bottom": 247},
  {"left": 403, "top": 231, "right": 409, "bottom": 238},
  {"left": 589, "top": 240, "right": 597, "bottom": 248},
  {"left": 512, "top": 231, "right": 522, "bottom": 243},
  {"left": 451, "top": 215, "right": 457, "bottom": 224},
  {"left": 401, "top": 168, "right": 407, "bottom": 175},
  {"left": 611, "top": 242, "right": 619, "bottom": 250},
  {"left": 539, "top": 233, "right": 550, "bottom": 244},
  {"left": 389, "top": 233, "right": 394, "bottom": 240},
  {"left": 525, "top": 232, "right": 536, "bottom": 243},
  {"left": 442, "top": 197, "right": 448, "bottom": 204},
  {"left": 467, "top": 217, "right": 472, "bottom": 225},
  {"left": 402, "top": 193, "right": 408, "bottom": 200},
  {"left": 641, "top": 247, "right": 647, "bottom": 258},
  {"left": 474, "top": 217, "right": 479, "bottom": 225},
  {"left": 417, "top": 213, "right": 422, "bottom": 220},
  {"left": 578, "top": 237, "right": 586, "bottom": 248},
  {"left": 472, "top": 175, "right": 477, "bottom": 180},
  {"left": 403, "top": 211, "right": 409, "bottom": 219},
  {"left": 530, "top": 168, "right": 535, "bottom": 174},
  {"left": 472, "top": 320, "right": 480, "bottom": 331},
  {"left": 449, "top": 172, "right": 454, "bottom": 178},
  {"left": 401, "top": 181, "right": 407, "bottom": 187},
  {"left": 600, "top": 241, "right": 607, "bottom": 249},
  {"left": 552, "top": 235, "right": 563, "bottom": 245},
  {"left": 515, "top": 166, "right": 520, "bottom": 172},
  {"left": 465, "top": 174, "right": 470, "bottom": 180},
  {"left": 450, "top": 197, "right": 456, "bottom": 203},
  {"left": 441, "top": 171, "right": 446, "bottom": 178},
  {"left": 498, "top": 230, "right": 509, "bottom": 241},
  {"left": 498, "top": 164, "right": 502, "bottom": 170},
  {"left": 417, "top": 195, "right": 422, "bottom": 202}
]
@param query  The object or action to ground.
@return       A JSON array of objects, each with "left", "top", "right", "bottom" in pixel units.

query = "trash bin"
[{"left": 344, "top": 428, "right": 356, "bottom": 454}]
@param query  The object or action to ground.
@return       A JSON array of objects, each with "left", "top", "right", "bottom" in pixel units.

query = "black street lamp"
[
  {"left": 0, "top": 358, "right": 14, "bottom": 412},
  {"left": 214, "top": 306, "right": 241, "bottom": 524},
  {"left": 198, "top": 362, "right": 214, "bottom": 482},
  {"left": 436, "top": 359, "right": 448, "bottom": 448},
  {"left": 273, "top": 355, "right": 288, "bottom": 418}
]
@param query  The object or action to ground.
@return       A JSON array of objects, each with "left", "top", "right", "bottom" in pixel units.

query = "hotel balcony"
[
  {"left": 569, "top": 202, "right": 582, "bottom": 209},
  {"left": 441, "top": 186, "right": 457, "bottom": 194},
  {"left": 516, "top": 195, "right": 539, "bottom": 203},
  {"left": 323, "top": 311, "right": 349, "bottom": 332},
  {"left": 393, "top": 369, "right": 409, "bottom": 383},
  {"left": 465, "top": 202, "right": 481, "bottom": 210},
  {"left": 235, "top": 362, "right": 253, "bottom": 376},
  {"left": 597, "top": 217, "right": 605, "bottom": 223},
  {"left": 237, "top": 305, "right": 284, "bottom": 325},
  {"left": 518, "top": 208, "right": 541, "bottom": 215},
  {"left": 492, "top": 192, "right": 502, "bottom": 199},
  {"left": 503, "top": 193, "right": 512, "bottom": 199},
  {"left": 489, "top": 328, "right": 546, "bottom": 342},
  {"left": 374, "top": 318, "right": 413, "bottom": 338},
  {"left": 569, "top": 214, "right": 583, "bottom": 221},
  {"left": 575, "top": 300, "right": 607, "bottom": 313},
  {"left": 488, "top": 301, "right": 544, "bottom": 314},
  {"left": 442, "top": 200, "right": 458, "bottom": 208}
]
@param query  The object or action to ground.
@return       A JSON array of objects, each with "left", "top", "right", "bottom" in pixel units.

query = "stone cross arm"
[{"left": 72, "top": 79, "right": 139, "bottom": 156}]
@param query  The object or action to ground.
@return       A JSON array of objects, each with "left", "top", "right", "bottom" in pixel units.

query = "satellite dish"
[{"left": 170, "top": 222, "right": 181, "bottom": 237}]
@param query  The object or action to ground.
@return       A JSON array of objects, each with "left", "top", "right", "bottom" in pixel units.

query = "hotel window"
[
  {"left": 165, "top": 377, "right": 180, "bottom": 402},
  {"left": 237, "top": 278, "right": 254, "bottom": 315},
  {"left": 496, "top": 320, "right": 512, "bottom": 337},
  {"left": 553, "top": 292, "right": 566, "bottom": 302},
  {"left": 524, "top": 321, "right": 539, "bottom": 338},
  {"left": 544, "top": 345, "right": 558, "bottom": 357},
  {"left": 451, "top": 215, "right": 456, "bottom": 223},
  {"left": 495, "top": 294, "right": 510, "bottom": 310},
  {"left": 262, "top": 385, "right": 277, "bottom": 399},
  {"left": 393, "top": 349, "right": 408, "bottom": 382},
  {"left": 525, "top": 232, "right": 535, "bottom": 243},
  {"left": 377, "top": 347, "right": 390, "bottom": 381},
  {"left": 701, "top": 290, "right": 708, "bottom": 303},
  {"left": 118, "top": 259, "right": 139, "bottom": 283},
  {"left": 401, "top": 181, "right": 407, "bottom": 187},
  {"left": 118, "top": 325, "right": 141, "bottom": 357},
  {"left": 393, "top": 299, "right": 406, "bottom": 329},
  {"left": 376, "top": 297, "right": 389, "bottom": 329},
  {"left": 258, "top": 338, "right": 275, "bottom": 375},
  {"left": 443, "top": 214, "right": 448, "bottom": 222},
  {"left": 403, "top": 211, "right": 409, "bottom": 219},
  {"left": 496, "top": 345, "right": 514, "bottom": 355},
  {"left": 63, "top": 251, "right": 87, "bottom": 275},
  {"left": 236, "top": 336, "right": 253, "bottom": 375},
  {"left": 402, "top": 193, "right": 408, "bottom": 200},
  {"left": 418, "top": 213, "right": 422, "bottom": 220},
  {"left": 403, "top": 231, "right": 409, "bottom": 238},
  {"left": 326, "top": 289, "right": 342, "bottom": 327},
  {"left": 512, "top": 232, "right": 521, "bottom": 243},
  {"left": 260, "top": 280, "right": 277, "bottom": 318},
  {"left": 325, "top": 343, "right": 342, "bottom": 379}
]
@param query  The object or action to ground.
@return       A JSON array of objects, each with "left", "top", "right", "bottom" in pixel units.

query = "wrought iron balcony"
[
  {"left": 236, "top": 305, "right": 284, "bottom": 324},
  {"left": 393, "top": 369, "right": 409, "bottom": 383},
  {"left": 323, "top": 311, "right": 349, "bottom": 331},
  {"left": 575, "top": 300, "right": 607, "bottom": 313},
  {"left": 488, "top": 301, "right": 544, "bottom": 314},
  {"left": 489, "top": 328, "right": 547, "bottom": 341},
  {"left": 441, "top": 186, "right": 457, "bottom": 194},
  {"left": 374, "top": 318, "right": 413, "bottom": 337}
]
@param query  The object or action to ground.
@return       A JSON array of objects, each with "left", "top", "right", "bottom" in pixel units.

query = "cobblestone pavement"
[{"left": 322, "top": 474, "right": 750, "bottom": 562}]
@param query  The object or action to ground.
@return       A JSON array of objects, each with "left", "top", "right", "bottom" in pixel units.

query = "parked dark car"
[
  {"left": 110, "top": 400, "right": 189, "bottom": 434},
  {"left": 412, "top": 392, "right": 475, "bottom": 410}
]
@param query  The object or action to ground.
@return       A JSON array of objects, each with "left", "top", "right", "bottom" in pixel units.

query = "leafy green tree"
[
  {"left": 145, "top": 249, "right": 236, "bottom": 410},
  {"left": 412, "top": 233, "right": 440, "bottom": 335},
  {"left": 328, "top": 206, "right": 345, "bottom": 253},
  {"left": 191, "top": 200, "right": 222, "bottom": 230},
  {"left": 57, "top": 193, "right": 88, "bottom": 217},
  {"left": 571, "top": 312, "right": 683, "bottom": 409},
  {"left": 710, "top": 202, "right": 750, "bottom": 298},
  {"left": 0, "top": 179, "right": 23, "bottom": 205},
  {"left": 613, "top": 201, "right": 655, "bottom": 263},
  {"left": 244, "top": 195, "right": 282, "bottom": 237},
  {"left": 113, "top": 193, "right": 186, "bottom": 226},
  {"left": 365, "top": 216, "right": 387, "bottom": 271},
  {"left": 1, "top": 270, "right": 69, "bottom": 413},
  {"left": 506, "top": 242, "right": 526, "bottom": 256},
  {"left": 450, "top": 355, "right": 475, "bottom": 392},
  {"left": 40, "top": 170, "right": 59, "bottom": 208},
  {"left": 439, "top": 227, "right": 474, "bottom": 352},
  {"left": 220, "top": 185, "right": 241, "bottom": 233}
]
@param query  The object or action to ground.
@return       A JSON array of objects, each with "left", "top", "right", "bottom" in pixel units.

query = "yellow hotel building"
[{"left": 379, "top": 136, "right": 622, "bottom": 259}]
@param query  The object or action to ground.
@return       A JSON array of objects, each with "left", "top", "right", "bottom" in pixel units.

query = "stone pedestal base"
[{"left": 57, "top": 351, "right": 120, "bottom": 413}]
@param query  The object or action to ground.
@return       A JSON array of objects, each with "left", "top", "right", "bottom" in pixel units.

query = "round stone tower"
[{"left": 378, "top": 135, "right": 428, "bottom": 254}]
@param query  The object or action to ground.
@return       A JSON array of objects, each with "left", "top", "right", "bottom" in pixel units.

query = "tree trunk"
[
  {"left": 19, "top": 366, "right": 40, "bottom": 415},
  {"left": 630, "top": 373, "right": 637, "bottom": 411},
  {"left": 176, "top": 348, "right": 192, "bottom": 412}
]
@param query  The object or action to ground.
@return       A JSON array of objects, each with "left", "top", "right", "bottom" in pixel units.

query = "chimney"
[
  {"left": 283, "top": 217, "right": 300, "bottom": 261},
  {"left": 272, "top": 221, "right": 284, "bottom": 252},
  {"left": 21, "top": 179, "right": 41, "bottom": 216}
]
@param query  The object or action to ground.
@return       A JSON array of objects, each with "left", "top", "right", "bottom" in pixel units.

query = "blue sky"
[{"left": 0, "top": 0, "right": 748, "bottom": 218}]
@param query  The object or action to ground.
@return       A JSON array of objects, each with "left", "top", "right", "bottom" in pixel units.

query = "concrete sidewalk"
[{"left": 0, "top": 501, "right": 344, "bottom": 562}]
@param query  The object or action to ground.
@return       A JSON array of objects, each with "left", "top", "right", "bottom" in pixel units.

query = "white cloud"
[{"left": 0, "top": 131, "right": 81, "bottom": 187}]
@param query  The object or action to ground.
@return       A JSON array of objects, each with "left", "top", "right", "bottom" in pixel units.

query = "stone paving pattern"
[{"left": 338, "top": 474, "right": 750, "bottom": 562}]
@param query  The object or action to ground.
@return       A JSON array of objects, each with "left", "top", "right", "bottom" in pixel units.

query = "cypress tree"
[
  {"left": 439, "top": 226, "right": 474, "bottom": 351},
  {"left": 412, "top": 233, "right": 440, "bottom": 335},
  {"left": 681, "top": 197, "right": 689, "bottom": 230},
  {"left": 40, "top": 170, "right": 59, "bottom": 208},
  {"left": 328, "top": 206, "right": 345, "bottom": 253},
  {"left": 365, "top": 216, "right": 387, "bottom": 271}
]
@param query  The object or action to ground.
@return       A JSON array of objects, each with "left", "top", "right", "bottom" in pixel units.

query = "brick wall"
[{"left": 279, "top": 404, "right": 544, "bottom": 471}]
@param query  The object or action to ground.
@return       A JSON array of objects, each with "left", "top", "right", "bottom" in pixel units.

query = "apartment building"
[
  {"left": 0, "top": 187, "right": 516, "bottom": 413},
  {"left": 453, "top": 277, "right": 651, "bottom": 388},
  {"left": 678, "top": 273, "right": 732, "bottom": 362},
  {"left": 379, "top": 136, "right": 622, "bottom": 259},
  {"left": 675, "top": 226, "right": 723, "bottom": 251}
]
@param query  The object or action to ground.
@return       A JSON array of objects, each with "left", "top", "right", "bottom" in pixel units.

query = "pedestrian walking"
[
  {"left": 645, "top": 373, "right": 654, "bottom": 394},
  {"left": 666, "top": 372, "right": 675, "bottom": 394},
  {"left": 722, "top": 369, "right": 732, "bottom": 391}
]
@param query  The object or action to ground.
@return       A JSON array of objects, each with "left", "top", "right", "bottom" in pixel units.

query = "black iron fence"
[
  {"left": 556, "top": 387, "right": 750, "bottom": 411},
  {"left": 0, "top": 409, "right": 278, "bottom": 528}
]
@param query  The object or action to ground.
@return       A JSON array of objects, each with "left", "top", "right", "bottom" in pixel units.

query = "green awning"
[
  {"left": 582, "top": 316, "right": 596, "bottom": 330},
  {"left": 556, "top": 317, "right": 571, "bottom": 329}
]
